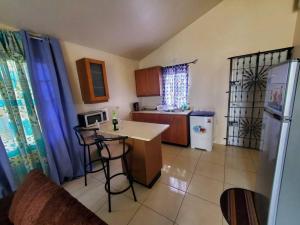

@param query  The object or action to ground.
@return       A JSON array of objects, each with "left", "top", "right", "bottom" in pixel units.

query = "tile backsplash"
[{"left": 138, "top": 96, "right": 162, "bottom": 109}]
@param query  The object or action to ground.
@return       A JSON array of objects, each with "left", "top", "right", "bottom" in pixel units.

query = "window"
[{"left": 162, "top": 64, "right": 189, "bottom": 108}]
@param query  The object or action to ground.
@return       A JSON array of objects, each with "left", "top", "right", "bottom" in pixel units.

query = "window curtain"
[
  {"left": 21, "top": 31, "right": 83, "bottom": 183},
  {"left": 162, "top": 64, "right": 189, "bottom": 108},
  {"left": 0, "top": 31, "right": 49, "bottom": 192}
]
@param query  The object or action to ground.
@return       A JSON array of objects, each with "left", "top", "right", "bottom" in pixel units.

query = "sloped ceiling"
[{"left": 0, "top": 0, "right": 222, "bottom": 59}]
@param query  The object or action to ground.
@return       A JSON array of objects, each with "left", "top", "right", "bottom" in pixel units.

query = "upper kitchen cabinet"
[
  {"left": 135, "top": 66, "right": 162, "bottom": 97},
  {"left": 76, "top": 58, "right": 109, "bottom": 103}
]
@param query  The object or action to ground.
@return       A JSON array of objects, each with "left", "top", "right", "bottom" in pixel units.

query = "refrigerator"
[{"left": 255, "top": 60, "right": 300, "bottom": 225}]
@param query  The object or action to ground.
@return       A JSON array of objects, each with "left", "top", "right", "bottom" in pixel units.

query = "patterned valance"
[{"left": 0, "top": 30, "right": 25, "bottom": 62}]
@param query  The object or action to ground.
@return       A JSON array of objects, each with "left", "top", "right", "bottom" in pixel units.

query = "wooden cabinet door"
[
  {"left": 135, "top": 70, "right": 147, "bottom": 97},
  {"left": 157, "top": 114, "right": 173, "bottom": 143},
  {"left": 132, "top": 113, "right": 189, "bottom": 146},
  {"left": 172, "top": 115, "right": 189, "bottom": 145},
  {"left": 147, "top": 67, "right": 161, "bottom": 96},
  {"left": 76, "top": 58, "right": 109, "bottom": 103},
  {"left": 135, "top": 66, "right": 161, "bottom": 97}
]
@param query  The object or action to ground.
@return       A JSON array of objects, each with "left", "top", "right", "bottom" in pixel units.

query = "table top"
[{"left": 95, "top": 120, "right": 169, "bottom": 142}]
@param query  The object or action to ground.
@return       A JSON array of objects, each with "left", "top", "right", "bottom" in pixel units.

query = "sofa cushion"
[{"left": 9, "top": 170, "right": 107, "bottom": 225}]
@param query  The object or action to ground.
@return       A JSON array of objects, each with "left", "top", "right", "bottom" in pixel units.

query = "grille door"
[{"left": 226, "top": 47, "right": 293, "bottom": 149}]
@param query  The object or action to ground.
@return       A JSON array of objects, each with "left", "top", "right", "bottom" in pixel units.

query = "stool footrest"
[{"left": 105, "top": 172, "right": 131, "bottom": 195}]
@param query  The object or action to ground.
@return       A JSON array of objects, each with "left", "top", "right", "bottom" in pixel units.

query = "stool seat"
[
  {"left": 220, "top": 188, "right": 259, "bottom": 225},
  {"left": 101, "top": 143, "right": 130, "bottom": 159},
  {"left": 84, "top": 135, "right": 103, "bottom": 145}
]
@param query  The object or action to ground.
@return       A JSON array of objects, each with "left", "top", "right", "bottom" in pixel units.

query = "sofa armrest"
[{"left": 0, "top": 193, "right": 14, "bottom": 225}]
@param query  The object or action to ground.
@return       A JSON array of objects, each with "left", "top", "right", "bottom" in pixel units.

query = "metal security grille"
[{"left": 225, "top": 47, "right": 293, "bottom": 149}]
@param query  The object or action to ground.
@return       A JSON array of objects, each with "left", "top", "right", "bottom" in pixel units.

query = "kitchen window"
[{"left": 162, "top": 64, "right": 189, "bottom": 109}]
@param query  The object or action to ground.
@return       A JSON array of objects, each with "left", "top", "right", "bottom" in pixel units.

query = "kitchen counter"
[
  {"left": 96, "top": 120, "right": 169, "bottom": 141},
  {"left": 132, "top": 109, "right": 192, "bottom": 116}
]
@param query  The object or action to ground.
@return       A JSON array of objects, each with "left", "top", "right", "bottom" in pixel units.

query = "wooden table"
[{"left": 97, "top": 120, "right": 169, "bottom": 187}]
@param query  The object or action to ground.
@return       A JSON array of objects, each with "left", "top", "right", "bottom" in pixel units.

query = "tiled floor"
[{"left": 63, "top": 144, "right": 259, "bottom": 225}]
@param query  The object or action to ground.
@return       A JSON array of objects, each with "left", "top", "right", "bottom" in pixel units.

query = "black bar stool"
[
  {"left": 95, "top": 135, "right": 137, "bottom": 212},
  {"left": 73, "top": 125, "right": 106, "bottom": 186}
]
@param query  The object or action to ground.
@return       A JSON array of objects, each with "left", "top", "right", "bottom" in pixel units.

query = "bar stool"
[
  {"left": 95, "top": 135, "right": 137, "bottom": 212},
  {"left": 73, "top": 126, "right": 106, "bottom": 186}
]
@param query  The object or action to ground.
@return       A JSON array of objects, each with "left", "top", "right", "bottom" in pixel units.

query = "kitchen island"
[{"left": 97, "top": 120, "right": 169, "bottom": 187}]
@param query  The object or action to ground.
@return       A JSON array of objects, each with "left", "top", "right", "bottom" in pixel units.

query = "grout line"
[
  {"left": 173, "top": 150, "right": 202, "bottom": 223},
  {"left": 126, "top": 203, "right": 143, "bottom": 225},
  {"left": 142, "top": 204, "right": 176, "bottom": 223}
]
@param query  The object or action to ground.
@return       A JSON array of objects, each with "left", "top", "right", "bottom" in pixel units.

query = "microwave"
[{"left": 77, "top": 109, "right": 109, "bottom": 127}]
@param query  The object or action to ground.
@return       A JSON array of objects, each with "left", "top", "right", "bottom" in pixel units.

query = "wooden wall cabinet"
[
  {"left": 132, "top": 112, "right": 190, "bottom": 146},
  {"left": 76, "top": 58, "right": 109, "bottom": 103},
  {"left": 135, "top": 66, "right": 162, "bottom": 97}
]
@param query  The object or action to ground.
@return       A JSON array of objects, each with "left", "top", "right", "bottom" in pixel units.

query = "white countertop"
[
  {"left": 95, "top": 120, "right": 169, "bottom": 142},
  {"left": 132, "top": 110, "right": 192, "bottom": 116}
]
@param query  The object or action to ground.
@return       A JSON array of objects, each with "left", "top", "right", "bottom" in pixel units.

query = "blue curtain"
[
  {"left": 21, "top": 31, "right": 83, "bottom": 183},
  {"left": 162, "top": 64, "right": 189, "bottom": 108},
  {"left": 0, "top": 30, "right": 49, "bottom": 197}
]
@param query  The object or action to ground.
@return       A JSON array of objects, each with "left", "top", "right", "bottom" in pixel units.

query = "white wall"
[
  {"left": 139, "top": 0, "right": 298, "bottom": 144},
  {"left": 293, "top": 10, "right": 300, "bottom": 58},
  {"left": 61, "top": 41, "right": 138, "bottom": 119}
]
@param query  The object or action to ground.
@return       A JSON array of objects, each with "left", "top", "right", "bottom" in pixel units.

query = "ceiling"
[{"left": 0, "top": 0, "right": 222, "bottom": 60}]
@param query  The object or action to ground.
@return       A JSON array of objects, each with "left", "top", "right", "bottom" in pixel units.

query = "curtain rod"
[
  {"left": 165, "top": 59, "right": 198, "bottom": 67},
  {"left": 28, "top": 31, "right": 45, "bottom": 41},
  {"left": 186, "top": 59, "right": 198, "bottom": 65}
]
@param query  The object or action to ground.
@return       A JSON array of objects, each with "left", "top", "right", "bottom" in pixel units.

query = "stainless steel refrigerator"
[{"left": 255, "top": 60, "right": 300, "bottom": 225}]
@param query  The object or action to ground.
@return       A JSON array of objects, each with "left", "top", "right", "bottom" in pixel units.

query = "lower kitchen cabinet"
[{"left": 132, "top": 112, "right": 190, "bottom": 146}]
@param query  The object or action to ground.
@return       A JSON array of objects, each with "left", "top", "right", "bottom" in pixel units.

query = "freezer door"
[
  {"left": 255, "top": 112, "right": 290, "bottom": 225},
  {"left": 190, "top": 116, "right": 213, "bottom": 151},
  {"left": 264, "top": 61, "right": 299, "bottom": 118}
]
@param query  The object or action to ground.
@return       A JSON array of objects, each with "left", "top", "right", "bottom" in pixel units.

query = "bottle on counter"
[{"left": 112, "top": 108, "right": 119, "bottom": 131}]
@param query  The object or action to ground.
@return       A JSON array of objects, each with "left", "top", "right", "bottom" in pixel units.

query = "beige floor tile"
[
  {"left": 96, "top": 195, "right": 141, "bottom": 225},
  {"left": 143, "top": 183, "right": 185, "bottom": 221},
  {"left": 162, "top": 154, "right": 177, "bottom": 166},
  {"left": 176, "top": 194, "right": 223, "bottom": 225},
  {"left": 76, "top": 182, "right": 107, "bottom": 213},
  {"left": 213, "top": 144, "right": 227, "bottom": 153},
  {"left": 129, "top": 206, "right": 173, "bottom": 225},
  {"left": 62, "top": 174, "right": 101, "bottom": 197},
  {"left": 226, "top": 148, "right": 251, "bottom": 159},
  {"left": 162, "top": 144, "right": 182, "bottom": 157},
  {"left": 170, "top": 156, "right": 198, "bottom": 172},
  {"left": 225, "top": 168, "right": 256, "bottom": 191},
  {"left": 159, "top": 164, "right": 193, "bottom": 191},
  {"left": 177, "top": 148, "right": 202, "bottom": 159},
  {"left": 124, "top": 182, "right": 152, "bottom": 203},
  {"left": 223, "top": 183, "right": 237, "bottom": 191},
  {"left": 226, "top": 156, "right": 256, "bottom": 172},
  {"left": 188, "top": 174, "right": 223, "bottom": 204},
  {"left": 195, "top": 161, "right": 225, "bottom": 181},
  {"left": 223, "top": 218, "right": 229, "bottom": 225},
  {"left": 200, "top": 151, "right": 225, "bottom": 165}
]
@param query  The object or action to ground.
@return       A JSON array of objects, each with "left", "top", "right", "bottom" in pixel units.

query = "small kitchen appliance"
[
  {"left": 77, "top": 109, "right": 109, "bottom": 127},
  {"left": 190, "top": 111, "right": 214, "bottom": 151}
]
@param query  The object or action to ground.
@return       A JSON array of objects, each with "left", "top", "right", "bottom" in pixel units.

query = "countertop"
[
  {"left": 94, "top": 120, "right": 169, "bottom": 142},
  {"left": 132, "top": 110, "right": 192, "bottom": 116}
]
